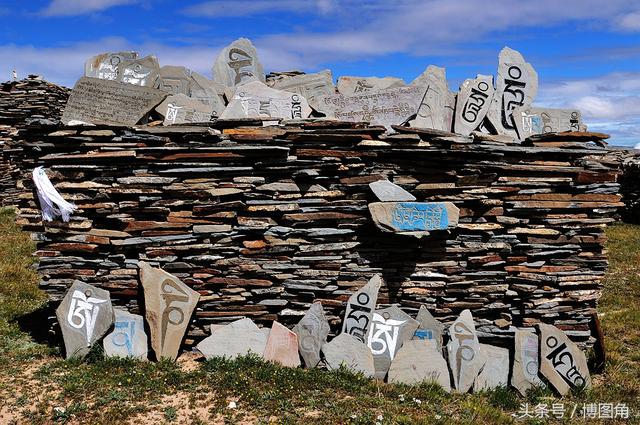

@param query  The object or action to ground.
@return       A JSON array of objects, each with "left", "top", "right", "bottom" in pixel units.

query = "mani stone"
[
  {"left": 155, "top": 94, "right": 214, "bottom": 125},
  {"left": 413, "top": 305, "right": 445, "bottom": 352},
  {"left": 447, "top": 309, "right": 485, "bottom": 393},
  {"left": 342, "top": 274, "right": 383, "bottom": 343},
  {"left": 61, "top": 77, "right": 167, "bottom": 126},
  {"left": 56, "top": 281, "right": 114, "bottom": 359},
  {"left": 367, "top": 305, "right": 419, "bottom": 379},
  {"left": 263, "top": 321, "right": 301, "bottom": 368},
  {"left": 322, "top": 333, "right": 375, "bottom": 378},
  {"left": 157, "top": 65, "right": 191, "bottom": 95},
  {"left": 84, "top": 51, "right": 138, "bottom": 81},
  {"left": 512, "top": 106, "right": 583, "bottom": 139},
  {"left": 139, "top": 261, "right": 200, "bottom": 361},
  {"left": 220, "top": 81, "right": 312, "bottom": 120},
  {"left": 538, "top": 323, "right": 592, "bottom": 396},
  {"left": 293, "top": 302, "right": 330, "bottom": 368},
  {"left": 473, "top": 344, "right": 509, "bottom": 391},
  {"left": 212, "top": 37, "right": 265, "bottom": 88},
  {"left": 369, "top": 179, "right": 416, "bottom": 202},
  {"left": 103, "top": 309, "right": 148, "bottom": 360},
  {"left": 511, "top": 328, "right": 544, "bottom": 396},
  {"left": 270, "top": 70, "right": 336, "bottom": 111},
  {"left": 368, "top": 201, "right": 460, "bottom": 233},
  {"left": 410, "top": 65, "right": 451, "bottom": 131},
  {"left": 189, "top": 71, "right": 227, "bottom": 116},
  {"left": 486, "top": 46, "right": 538, "bottom": 138},
  {"left": 317, "top": 85, "right": 426, "bottom": 127},
  {"left": 387, "top": 339, "right": 451, "bottom": 391},
  {"left": 337, "top": 76, "right": 405, "bottom": 96},
  {"left": 117, "top": 55, "right": 160, "bottom": 87},
  {"left": 196, "top": 318, "right": 268, "bottom": 360},
  {"left": 455, "top": 74, "right": 495, "bottom": 136}
]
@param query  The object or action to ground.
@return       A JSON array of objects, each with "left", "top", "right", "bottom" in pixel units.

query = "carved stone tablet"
[
  {"left": 270, "top": 70, "right": 336, "bottom": 111},
  {"left": 455, "top": 74, "right": 495, "bottom": 135},
  {"left": 369, "top": 201, "right": 460, "bottom": 232},
  {"left": 538, "top": 323, "right": 591, "bottom": 395},
  {"left": 322, "top": 333, "right": 375, "bottom": 378},
  {"left": 103, "top": 309, "right": 148, "bottom": 360},
  {"left": 139, "top": 261, "right": 200, "bottom": 361},
  {"left": 85, "top": 51, "right": 138, "bottom": 81},
  {"left": 293, "top": 302, "right": 330, "bottom": 368},
  {"left": 190, "top": 71, "right": 227, "bottom": 116},
  {"left": 117, "top": 55, "right": 160, "bottom": 87},
  {"left": 474, "top": 344, "right": 509, "bottom": 391},
  {"left": 197, "top": 318, "right": 268, "bottom": 360},
  {"left": 342, "top": 274, "right": 383, "bottom": 343},
  {"left": 413, "top": 305, "right": 444, "bottom": 352},
  {"left": 220, "top": 81, "right": 312, "bottom": 120},
  {"left": 61, "top": 77, "right": 167, "bottom": 126},
  {"left": 157, "top": 65, "right": 191, "bottom": 95},
  {"left": 337, "top": 76, "right": 405, "bottom": 96},
  {"left": 447, "top": 309, "right": 485, "bottom": 393},
  {"left": 388, "top": 339, "right": 451, "bottom": 391},
  {"left": 511, "top": 328, "right": 544, "bottom": 395},
  {"left": 410, "top": 65, "right": 450, "bottom": 131},
  {"left": 263, "top": 321, "right": 301, "bottom": 368},
  {"left": 212, "top": 37, "right": 265, "bottom": 87},
  {"left": 512, "top": 106, "right": 583, "bottom": 139},
  {"left": 369, "top": 180, "right": 416, "bottom": 202},
  {"left": 56, "top": 281, "right": 114, "bottom": 359},
  {"left": 155, "top": 94, "right": 214, "bottom": 125}
]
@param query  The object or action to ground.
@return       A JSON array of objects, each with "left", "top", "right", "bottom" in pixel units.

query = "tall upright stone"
[
  {"left": 538, "top": 324, "right": 591, "bottom": 395},
  {"left": 342, "top": 274, "right": 383, "bottom": 343},
  {"left": 337, "top": 76, "right": 405, "bottom": 96},
  {"left": 474, "top": 344, "right": 509, "bottom": 391},
  {"left": 454, "top": 74, "right": 495, "bottom": 135},
  {"left": 270, "top": 70, "right": 336, "bottom": 111},
  {"left": 212, "top": 38, "right": 265, "bottom": 88},
  {"left": 103, "top": 309, "right": 148, "bottom": 360},
  {"left": 511, "top": 328, "right": 544, "bottom": 396},
  {"left": 139, "top": 261, "right": 200, "bottom": 361},
  {"left": 512, "top": 106, "right": 583, "bottom": 139},
  {"left": 84, "top": 51, "right": 138, "bottom": 81},
  {"left": 447, "top": 309, "right": 485, "bottom": 393},
  {"left": 263, "top": 321, "right": 301, "bottom": 368},
  {"left": 293, "top": 302, "right": 330, "bottom": 368},
  {"left": 197, "top": 318, "right": 268, "bottom": 360},
  {"left": 387, "top": 339, "right": 451, "bottom": 391},
  {"left": 413, "top": 305, "right": 445, "bottom": 352},
  {"left": 322, "top": 333, "right": 375, "bottom": 378},
  {"left": 220, "top": 81, "right": 312, "bottom": 120},
  {"left": 410, "top": 65, "right": 450, "bottom": 131},
  {"left": 117, "top": 55, "right": 160, "bottom": 87},
  {"left": 56, "top": 281, "right": 114, "bottom": 359}
]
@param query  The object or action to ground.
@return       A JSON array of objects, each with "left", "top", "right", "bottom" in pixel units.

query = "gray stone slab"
[
  {"left": 387, "top": 339, "right": 451, "bottom": 391},
  {"left": 342, "top": 274, "right": 383, "bottom": 343},
  {"left": 117, "top": 55, "right": 160, "bottom": 87},
  {"left": 410, "top": 65, "right": 450, "bottom": 131},
  {"left": 512, "top": 106, "right": 584, "bottom": 139},
  {"left": 337, "top": 76, "right": 405, "bottom": 96},
  {"left": 474, "top": 344, "right": 509, "bottom": 391},
  {"left": 322, "top": 333, "right": 375, "bottom": 378},
  {"left": 155, "top": 93, "right": 214, "bottom": 125},
  {"left": 367, "top": 305, "right": 419, "bottom": 379},
  {"left": 511, "top": 328, "right": 544, "bottom": 396},
  {"left": 103, "top": 309, "right": 148, "bottom": 360},
  {"left": 221, "top": 81, "right": 312, "bottom": 120},
  {"left": 56, "top": 281, "right": 114, "bottom": 359},
  {"left": 140, "top": 261, "right": 200, "bottom": 361},
  {"left": 455, "top": 74, "right": 495, "bottom": 135},
  {"left": 84, "top": 51, "right": 138, "bottom": 81},
  {"left": 447, "top": 309, "right": 485, "bottom": 393},
  {"left": 157, "top": 65, "right": 191, "bottom": 95},
  {"left": 413, "top": 305, "right": 445, "bottom": 352},
  {"left": 369, "top": 201, "right": 460, "bottom": 232},
  {"left": 369, "top": 180, "right": 416, "bottom": 202},
  {"left": 197, "top": 318, "right": 268, "bottom": 360},
  {"left": 189, "top": 71, "right": 227, "bottom": 116},
  {"left": 293, "top": 302, "right": 330, "bottom": 368},
  {"left": 212, "top": 37, "right": 265, "bottom": 88},
  {"left": 270, "top": 70, "right": 336, "bottom": 111},
  {"left": 263, "top": 321, "right": 300, "bottom": 367},
  {"left": 62, "top": 77, "right": 167, "bottom": 126}
]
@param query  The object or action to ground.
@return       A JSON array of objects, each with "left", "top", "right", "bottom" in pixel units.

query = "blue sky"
[{"left": 1, "top": 0, "right": 639, "bottom": 146}]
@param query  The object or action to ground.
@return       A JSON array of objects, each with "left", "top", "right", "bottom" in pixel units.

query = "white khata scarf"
[{"left": 32, "top": 166, "right": 77, "bottom": 222}]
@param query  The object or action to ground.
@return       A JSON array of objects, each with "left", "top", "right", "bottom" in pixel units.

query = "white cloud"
[
  {"left": 183, "top": 0, "right": 333, "bottom": 17},
  {"left": 42, "top": 0, "right": 138, "bottom": 16},
  {"left": 616, "top": 10, "right": 640, "bottom": 31}
]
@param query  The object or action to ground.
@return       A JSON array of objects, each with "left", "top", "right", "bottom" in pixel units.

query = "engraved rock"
[
  {"left": 474, "top": 344, "right": 509, "bottom": 391},
  {"left": 155, "top": 93, "right": 214, "bottom": 125},
  {"left": 117, "top": 55, "right": 160, "bottom": 87},
  {"left": 322, "top": 333, "right": 375, "bottom": 378},
  {"left": 368, "top": 201, "right": 460, "bottom": 233},
  {"left": 212, "top": 37, "right": 265, "bottom": 88},
  {"left": 511, "top": 328, "right": 544, "bottom": 396},
  {"left": 196, "top": 318, "right": 268, "bottom": 360},
  {"left": 369, "top": 179, "right": 416, "bottom": 202},
  {"left": 447, "top": 309, "right": 485, "bottom": 393},
  {"left": 342, "top": 274, "right": 383, "bottom": 343},
  {"left": 512, "top": 106, "right": 584, "bottom": 139},
  {"left": 220, "top": 81, "right": 312, "bottom": 120},
  {"left": 103, "top": 309, "right": 148, "bottom": 360},
  {"left": 85, "top": 51, "right": 138, "bottom": 81},
  {"left": 293, "top": 302, "right": 330, "bottom": 368},
  {"left": 455, "top": 74, "right": 495, "bottom": 135},
  {"left": 387, "top": 339, "right": 451, "bottom": 391},
  {"left": 189, "top": 71, "right": 227, "bottom": 116},
  {"left": 263, "top": 321, "right": 301, "bottom": 368},
  {"left": 337, "top": 76, "right": 405, "bottom": 96},
  {"left": 156, "top": 65, "right": 191, "bottom": 95},
  {"left": 410, "top": 65, "right": 451, "bottom": 131},
  {"left": 270, "top": 70, "right": 336, "bottom": 111},
  {"left": 413, "top": 305, "right": 445, "bottom": 352}
]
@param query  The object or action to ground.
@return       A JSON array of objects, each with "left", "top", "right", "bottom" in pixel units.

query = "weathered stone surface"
[
  {"left": 367, "top": 305, "right": 419, "bottom": 379},
  {"left": 221, "top": 81, "right": 312, "bottom": 120},
  {"left": 368, "top": 202, "right": 460, "bottom": 232},
  {"left": 189, "top": 71, "right": 227, "bottom": 116},
  {"left": 387, "top": 339, "right": 451, "bottom": 391},
  {"left": 369, "top": 179, "right": 416, "bottom": 202},
  {"left": 455, "top": 74, "right": 495, "bottom": 135},
  {"left": 140, "top": 261, "right": 200, "bottom": 361},
  {"left": 156, "top": 65, "right": 191, "bottom": 95},
  {"left": 293, "top": 302, "right": 330, "bottom": 368},
  {"left": 56, "top": 281, "right": 114, "bottom": 359},
  {"left": 342, "top": 274, "right": 383, "bottom": 343},
  {"left": 197, "top": 318, "right": 268, "bottom": 360},
  {"left": 513, "top": 106, "right": 583, "bottom": 139},
  {"left": 270, "top": 70, "right": 335, "bottom": 111},
  {"left": 212, "top": 38, "right": 265, "bottom": 87},
  {"left": 486, "top": 47, "right": 538, "bottom": 138},
  {"left": 413, "top": 305, "right": 444, "bottom": 351},
  {"left": 117, "top": 55, "right": 160, "bottom": 87},
  {"left": 511, "top": 328, "right": 544, "bottom": 395},
  {"left": 155, "top": 94, "right": 214, "bottom": 125},
  {"left": 337, "top": 76, "right": 405, "bottom": 96},
  {"left": 410, "top": 65, "right": 450, "bottom": 131},
  {"left": 103, "top": 309, "right": 148, "bottom": 360},
  {"left": 447, "top": 309, "right": 485, "bottom": 393},
  {"left": 474, "top": 344, "right": 509, "bottom": 391},
  {"left": 322, "top": 333, "right": 375, "bottom": 378},
  {"left": 62, "top": 77, "right": 166, "bottom": 126},
  {"left": 85, "top": 52, "right": 138, "bottom": 81},
  {"left": 538, "top": 323, "right": 591, "bottom": 395},
  {"left": 263, "top": 321, "right": 301, "bottom": 367}
]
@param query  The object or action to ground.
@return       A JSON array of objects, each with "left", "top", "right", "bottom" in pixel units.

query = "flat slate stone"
[
  {"left": 197, "top": 318, "right": 268, "bottom": 360},
  {"left": 212, "top": 37, "right": 265, "bottom": 87},
  {"left": 293, "top": 302, "right": 330, "bottom": 368},
  {"left": 155, "top": 93, "right": 214, "bottom": 125},
  {"left": 474, "top": 344, "right": 509, "bottom": 391},
  {"left": 511, "top": 328, "right": 544, "bottom": 396},
  {"left": 117, "top": 55, "right": 160, "bottom": 87},
  {"left": 387, "top": 339, "right": 451, "bottom": 391},
  {"left": 85, "top": 51, "right": 138, "bottom": 81},
  {"left": 103, "top": 309, "right": 148, "bottom": 360},
  {"left": 454, "top": 74, "right": 495, "bottom": 135},
  {"left": 337, "top": 76, "right": 405, "bottom": 96},
  {"left": 140, "top": 261, "right": 200, "bottom": 361},
  {"left": 322, "top": 333, "right": 375, "bottom": 378},
  {"left": 538, "top": 323, "right": 591, "bottom": 395},
  {"left": 369, "top": 179, "right": 416, "bottom": 202},
  {"left": 263, "top": 321, "right": 301, "bottom": 368},
  {"left": 221, "top": 81, "right": 312, "bottom": 120},
  {"left": 369, "top": 201, "right": 460, "bottom": 232},
  {"left": 157, "top": 65, "right": 191, "bottom": 95},
  {"left": 413, "top": 305, "right": 445, "bottom": 352},
  {"left": 342, "top": 274, "right": 383, "bottom": 343},
  {"left": 189, "top": 71, "right": 227, "bottom": 116},
  {"left": 513, "top": 106, "right": 584, "bottom": 139},
  {"left": 56, "top": 281, "right": 114, "bottom": 359},
  {"left": 62, "top": 77, "right": 167, "bottom": 126},
  {"left": 447, "top": 309, "right": 485, "bottom": 393},
  {"left": 367, "top": 305, "right": 419, "bottom": 379},
  {"left": 270, "top": 70, "right": 336, "bottom": 111},
  {"left": 410, "top": 65, "right": 450, "bottom": 131}
]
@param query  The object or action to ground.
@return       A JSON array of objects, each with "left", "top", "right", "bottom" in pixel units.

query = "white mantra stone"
[
  {"left": 197, "top": 318, "right": 268, "bottom": 360},
  {"left": 220, "top": 81, "right": 312, "bottom": 120},
  {"left": 413, "top": 305, "right": 445, "bottom": 352},
  {"left": 410, "top": 65, "right": 450, "bottom": 131},
  {"left": 387, "top": 339, "right": 451, "bottom": 391},
  {"left": 337, "top": 76, "right": 405, "bottom": 96},
  {"left": 212, "top": 38, "right": 265, "bottom": 88},
  {"left": 322, "top": 333, "right": 375, "bottom": 378},
  {"left": 455, "top": 74, "right": 495, "bottom": 135},
  {"left": 474, "top": 343, "right": 509, "bottom": 391},
  {"left": 270, "top": 70, "right": 336, "bottom": 111},
  {"left": 103, "top": 309, "right": 148, "bottom": 360},
  {"left": 341, "top": 274, "right": 383, "bottom": 343},
  {"left": 293, "top": 302, "right": 330, "bottom": 368},
  {"left": 511, "top": 328, "right": 544, "bottom": 395},
  {"left": 84, "top": 51, "right": 138, "bottom": 81},
  {"left": 446, "top": 309, "right": 485, "bottom": 393},
  {"left": 512, "top": 106, "right": 583, "bottom": 139}
]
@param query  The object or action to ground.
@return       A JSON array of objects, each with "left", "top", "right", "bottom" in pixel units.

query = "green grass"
[{"left": 0, "top": 207, "right": 639, "bottom": 424}]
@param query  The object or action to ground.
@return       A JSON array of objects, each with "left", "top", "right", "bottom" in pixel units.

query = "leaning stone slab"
[
  {"left": 455, "top": 74, "right": 495, "bottom": 135},
  {"left": 85, "top": 51, "right": 138, "bottom": 81},
  {"left": 369, "top": 180, "right": 416, "bottom": 202},
  {"left": 538, "top": 323, "right": 591, "bottom": 395},
  {"left": 337, "top": 76, "right": 405, "bottom": 96},
  {"left": 410, "top": 65, "right": 450, "bottom": 131},
  {"left": 212, "top": 37, "right": 265, "bottom": 87},
  {"left": 512, "top": 106, "right": 583, "bottom": 139},
  {"left": 474, "top": 344, "right": 509, "bottom": 391},
  {"left": 197, "top": 318, "right": 268, "bottom": 360},
  {"left": 486, "top": 47, "right": 538, "bottom": 138},
  {"left": 293, "top": 302, "right": 330, "bottom": 368},
  {"left": 270, "top": 70, "right": 336, "bottom": 111},
  {"left": 56, "top": 281, "right": 114, "bottom": 359},
  {"left": 367, "top": 305, "right": 419, "bottom": 379},
  {"left": 511, "top": 328, "right": 544, "bottom": 396},
  {"left": 155, "top": 93, "right": 214, "bottom": 125},
  {"left": 413, "top": 305, "right": 445, "bottom": 352},
  {"left": 62, "top": 77, "right": 167, "bottom": 126},
  {"left": 342, "top": 274, "right": 383, "bottom": 343},
  {"left": 220, "top": 81, "right": 312, "bottom": 120},
  {"left": 447, "top": 309, "right": 485, "bottom": 393},
  {"left": 117, "top": 55, "right": 160, "bottom": 87},
  {"left": 157, "top": 65, "right": 191, "bottom": 95},
  {"left": 103, "top": 309, "right": 148, "bottom": 360},
  {"left": 263, "top": 321, "right": 301, "bottom": 368},
  {"left": 322, "top": 333, "right": 375, "bottom": 378},
  {"left": 189, "top": 71, "right": 227, "bottom": 116},
  {"left": 387, "top": 339, "right": 451, "bottom": 391},
  {"left": 140, "top": 261, "right": 200, "bottom": 361},
  {"left": 369, "top": 202, "right": 460, "bottom": 233}
]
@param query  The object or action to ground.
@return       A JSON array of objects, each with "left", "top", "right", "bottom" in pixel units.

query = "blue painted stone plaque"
[{"left": 390, "top": 202, "right": 449, "bottom": 231}]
